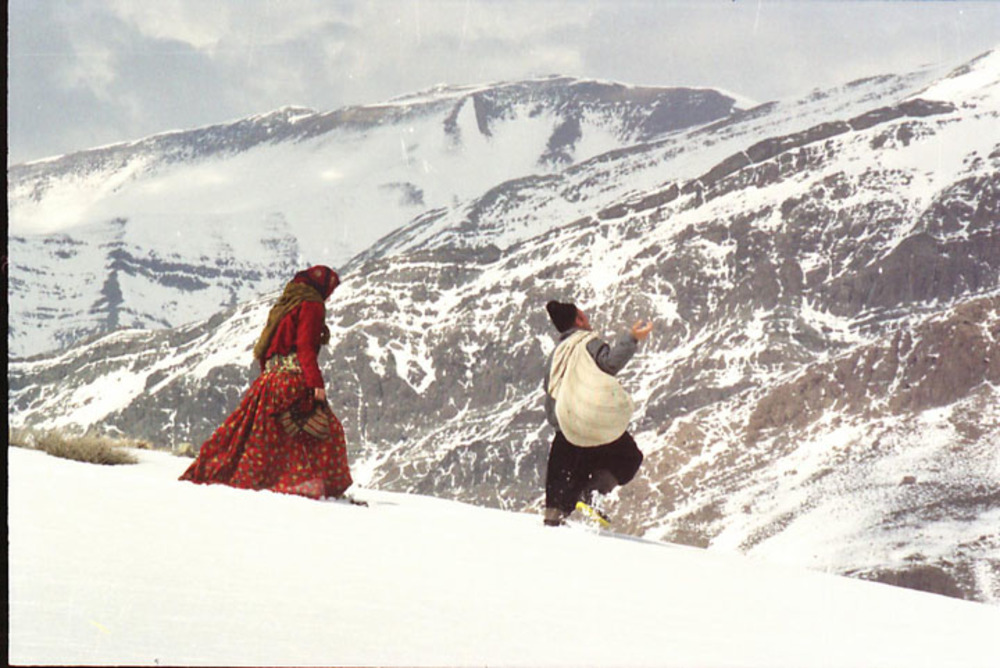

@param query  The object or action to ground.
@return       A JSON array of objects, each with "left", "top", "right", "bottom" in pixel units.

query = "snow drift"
[{"left": 8, "top": 446, "right": 1000, "bottom": 667}]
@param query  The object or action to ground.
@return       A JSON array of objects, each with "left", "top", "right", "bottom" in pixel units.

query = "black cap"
[{"left": 546, "top": 300, "right": 577, "bottom": 333}]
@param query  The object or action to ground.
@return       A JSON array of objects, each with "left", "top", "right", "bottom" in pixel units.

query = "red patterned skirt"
[{"left": 180, "top": 356, "right": 353, "bottom": 499}]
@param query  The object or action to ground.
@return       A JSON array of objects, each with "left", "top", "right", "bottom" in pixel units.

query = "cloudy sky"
[{"left": 8, "top": 0, "right": 1000, "bottom": 165}]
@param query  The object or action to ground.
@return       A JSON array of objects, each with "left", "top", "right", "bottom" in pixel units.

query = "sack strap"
[{"left": 548, "top": 330, "right": 597, "bottom": 399}]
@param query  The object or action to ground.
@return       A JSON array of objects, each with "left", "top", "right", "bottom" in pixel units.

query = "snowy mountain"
[
  {"left": 9, "top": 51, "right": 1000, "bottom": 604},
  {"left": 9, "top": 446, "right": 1000, "bottom": 667},
  {"left": 8, "top": 77, "right": 740, "bottom": 358}
]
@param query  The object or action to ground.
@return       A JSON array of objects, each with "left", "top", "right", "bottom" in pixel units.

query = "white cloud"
[
  {"left": 7, "top": 0, "right": 1000, "bottom": 164},
  {"left": 102, "top": 0, "right": 239, "bottom": 51},
  {"left": 57, "top": 37, "right": 118, "bottom": 95}
]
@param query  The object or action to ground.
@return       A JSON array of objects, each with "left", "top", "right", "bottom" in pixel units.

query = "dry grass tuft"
[
  {"left": 9, "top": 426, "right": 35, "bottom": 449},
  {"left": 10, "top": 427, "right": 140, "bottom": 466},
  {"left": 176, "top": 442, "right": 198, "bottom": 458}
]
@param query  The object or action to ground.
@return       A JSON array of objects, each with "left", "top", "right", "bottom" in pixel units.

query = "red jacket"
[{"left": 262, "top": 301, "right": 326, "bottom": 388}]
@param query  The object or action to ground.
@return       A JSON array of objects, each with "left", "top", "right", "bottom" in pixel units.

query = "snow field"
[{"left": 9, "top": 446, "right": 1000, "bottom": 668}]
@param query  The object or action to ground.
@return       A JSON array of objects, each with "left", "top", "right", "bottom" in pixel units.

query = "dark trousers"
[{"left": 544, "top": 430, "right": 643, "bottom": 514}]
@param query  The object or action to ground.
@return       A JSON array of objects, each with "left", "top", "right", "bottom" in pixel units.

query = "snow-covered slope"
[
  {"left": 9, "top": 51, "right": 1000, "bottom": 604},
  {"left": 8, "top": 78, "right": 740, "bottom": 359},
  {"left": 9, "top": 446, "right": 1000, "bottom": 668}
]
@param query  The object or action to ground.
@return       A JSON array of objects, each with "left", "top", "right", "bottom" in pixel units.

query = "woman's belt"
[{"left": 265, "top": 353, "right": 302, "bottom": 374}]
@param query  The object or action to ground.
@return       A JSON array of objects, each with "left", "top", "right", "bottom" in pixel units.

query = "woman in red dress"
[{"left": 180, "top": 265, "right": 353, "bottom": 500}]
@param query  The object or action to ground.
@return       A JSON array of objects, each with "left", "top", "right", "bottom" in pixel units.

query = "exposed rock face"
[{"left": 9, "top": 52, "right": 1000, "bottom": 602}]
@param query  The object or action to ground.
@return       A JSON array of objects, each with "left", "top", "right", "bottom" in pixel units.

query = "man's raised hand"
[{"left": 631, "top": 319, "right": 654, "bottom": 341}]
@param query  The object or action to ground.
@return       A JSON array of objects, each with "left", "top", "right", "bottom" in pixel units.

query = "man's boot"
[{"left": 543, "top": 507, "right": 568, "bottom": 527}]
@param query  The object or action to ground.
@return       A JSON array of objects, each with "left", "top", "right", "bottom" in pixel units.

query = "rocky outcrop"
[{"left": 745, "top": 296, "right": 1000, "bottom": 441}]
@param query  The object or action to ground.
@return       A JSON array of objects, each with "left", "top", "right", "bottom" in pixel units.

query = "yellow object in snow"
[{"left": 576, "top": 501, "right": 611, "bottom": 528}]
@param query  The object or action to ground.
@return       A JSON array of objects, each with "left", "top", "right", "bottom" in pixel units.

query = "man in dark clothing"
[{"left": 542, "top": 300, "right": 653, "bottom": 526}]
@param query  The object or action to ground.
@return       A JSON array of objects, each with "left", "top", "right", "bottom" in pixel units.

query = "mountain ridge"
[{"left": 9, "top": 76, "right": 744, "bottom": 359}]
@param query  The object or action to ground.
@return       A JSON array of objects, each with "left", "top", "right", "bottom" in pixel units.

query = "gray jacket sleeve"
[{"left": 587, "top": 333, "right": 638, "bottom": 376}]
